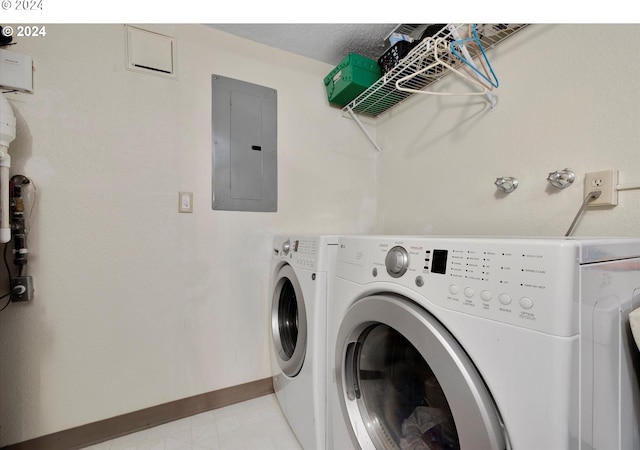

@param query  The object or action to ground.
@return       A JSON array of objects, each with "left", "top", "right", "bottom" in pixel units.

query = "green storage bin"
[{"left": 324, "top": 53, "right": 381, "bottom": 107}]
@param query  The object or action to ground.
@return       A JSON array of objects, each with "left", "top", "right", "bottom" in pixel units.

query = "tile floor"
[{"left": 81, "top": 394, "right": 302, "bottom": 450}]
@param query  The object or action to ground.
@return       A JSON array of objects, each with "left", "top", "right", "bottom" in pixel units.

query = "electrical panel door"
[{"left": 212, "top": 75, "right": 277, "bottom": 212}]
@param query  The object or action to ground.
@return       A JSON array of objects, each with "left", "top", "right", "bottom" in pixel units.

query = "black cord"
[
  {"left": 0, "top": 290, "right": 11, "bottom": 312},
  {"left": 0, "top": 243, "right": 13, "bottom": 311},
  {"left": 3, "top": 242, "right": 11, "bottom": 280}
]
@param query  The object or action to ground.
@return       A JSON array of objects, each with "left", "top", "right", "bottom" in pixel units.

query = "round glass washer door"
[
  {"left": 271, "top": 264, "right": 307, "bottom": 377},
  {"left": 335, "top": 294, "right": 507, "bottom": 450}
]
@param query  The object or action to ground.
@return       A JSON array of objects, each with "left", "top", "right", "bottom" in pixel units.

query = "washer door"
[
  {"left": 271, "top": 264, "right": 308, "bottom": 377},
  {"left": 335, "top": 294, "right": 507, "bottom": 450}
]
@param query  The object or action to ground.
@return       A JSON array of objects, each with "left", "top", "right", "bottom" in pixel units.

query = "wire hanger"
[
  {"left": 395, "top": 37, "right": 489, "bottom": 96},
  {"left": 450, "top": 24, "right": 499, "bottom": 89},
  {"left": 393, "top": 38, "right": 440, "bottom": 92},
  {"left": 454, "top": 36, "right": 495, "bottom": 91}
]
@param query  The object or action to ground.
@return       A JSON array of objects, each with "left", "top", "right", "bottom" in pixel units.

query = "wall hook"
[
  {"left": 495, "top": 177, "right": 519, "bottom": 193},
  {"left": 547, "top": 168, "right": 575, "bottom": 189}
]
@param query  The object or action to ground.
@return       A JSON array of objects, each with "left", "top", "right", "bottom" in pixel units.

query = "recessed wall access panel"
[
  {"left": 212, "top": 75, "right": 277, "bottom": 212},
  {"left": 126, "top": 25, "right": 177, "bottom": 79}
]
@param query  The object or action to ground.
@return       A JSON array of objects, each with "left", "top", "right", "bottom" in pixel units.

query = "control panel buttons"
[
  {"left": 415, "top": 276, "right": 424, "bottom": 287},
  {"left": 519, "top": 297, "right": 534, "bottom": 309},
  {"left": 449, "top": 285, "right": 459, "bottom": 295},
  {"left": 464, "top": 287, "right": 474, "bottom": 298},
  {"left": 480, "top": 290, "right": 492, "bottom": 302},
  {"left": 498, "top": 293, "right": 512, "bottom": 305},
  {"left": 295, "top": 257, "right": 315, "bottom": 268},
  {"left": 282, "top": 239, "right": 291, "bottom": 255}
]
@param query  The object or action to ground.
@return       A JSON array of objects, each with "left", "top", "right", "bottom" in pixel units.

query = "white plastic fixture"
[
  {"left": 0, "top": 93, "right": 15, "bottom": 243},
  {"left": 0, "top": 48, "right": 33, "bottom": 93}
]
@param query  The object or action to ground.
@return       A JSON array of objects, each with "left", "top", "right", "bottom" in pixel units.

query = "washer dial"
[{"left": 385, "top": 246, "right": 409, "bottom": 278}]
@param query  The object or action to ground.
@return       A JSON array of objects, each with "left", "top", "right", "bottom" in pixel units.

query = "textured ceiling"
[{"left": 207, "top": 24, "right": 398, "bottom": 66}]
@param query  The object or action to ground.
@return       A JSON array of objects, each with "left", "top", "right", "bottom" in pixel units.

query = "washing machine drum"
[
  {"left": 336, "top": 294, "right": 507, "bottom": 450},
  {"left": 271, "top": 264, "right": 308, "bottom": 377}
]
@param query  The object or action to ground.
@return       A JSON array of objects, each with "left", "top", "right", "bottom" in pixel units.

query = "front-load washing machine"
[
  {"left": 328, "top": 236, "right": 640, "bottom": 450},
  {"left": 270, "top": 235, "right": 338, "bottom": 449}
]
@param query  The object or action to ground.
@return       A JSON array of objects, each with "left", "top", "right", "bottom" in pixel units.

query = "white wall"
[
  {"left": 0, "top": 24, "right": 377, "bottom": 445},
  {"left": 377, "top": 24, "right": 640, "bottom": 237},
  {"left": 2, "top": 22, "right": 639, "bottom": 446}
]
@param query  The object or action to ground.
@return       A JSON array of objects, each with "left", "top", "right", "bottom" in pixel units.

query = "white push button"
[
  {"left": 520, "top": 297, "right": 534, "bottom": 309},
  {"left": 481, "top": 290, "right": 492, "bottom": 301},
  {"left": 464, "top": 287, "right": 474, "bottom": 298},
  {"left": 498, "top": 293, "right": 512, "bottom": 305},
  {"left": 449, "top": 285, "right": 459, "bottom": 295}
]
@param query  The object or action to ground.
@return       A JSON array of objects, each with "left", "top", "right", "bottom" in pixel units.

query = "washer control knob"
[
  {"left": 281, "top": 239, "right": 291, "bottom": 255},
  {"left": 385, "top": 246, "right": 409, "bottom": 278}
]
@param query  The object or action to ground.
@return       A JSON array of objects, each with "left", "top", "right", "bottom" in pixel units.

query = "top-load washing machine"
[
  {"left": 270, "top": 235, "right": 338, "bottom": 450},
  {"left": 328, "top": 235, "right": 640, "bottom": 450}
]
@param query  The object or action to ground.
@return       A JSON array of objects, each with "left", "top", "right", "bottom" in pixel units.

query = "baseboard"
[{"left": 3, "top": 377, "right": 274, "bottom": 450}]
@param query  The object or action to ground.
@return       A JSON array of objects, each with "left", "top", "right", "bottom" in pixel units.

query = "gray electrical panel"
[{"left": 212, "top": 75, "right": 277, "bottom": 212}]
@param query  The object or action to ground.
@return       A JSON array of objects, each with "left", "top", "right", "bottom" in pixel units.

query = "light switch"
[{"left": 178, "top": 192, "right": 193, "bottom": 213}]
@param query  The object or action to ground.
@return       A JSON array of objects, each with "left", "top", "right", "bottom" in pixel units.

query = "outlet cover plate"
[{"left": 584, "top": 169, "right": 618, "bottom": 206}]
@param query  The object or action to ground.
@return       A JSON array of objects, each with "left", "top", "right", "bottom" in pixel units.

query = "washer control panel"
[
  {"left": 337, "top": 236, "right": 581, "bottom": 336},
  {"left": 273, "top": 236, "right": 330, "bottom": 271}
]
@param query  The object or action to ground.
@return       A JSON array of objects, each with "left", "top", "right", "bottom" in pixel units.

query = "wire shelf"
[{"left": 343, "top": 24, "right": 528, "bottom": 118}]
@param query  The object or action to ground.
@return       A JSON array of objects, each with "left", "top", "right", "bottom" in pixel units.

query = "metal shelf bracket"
[{"left": 346, "top": 106, "right": 382, "bottom": 153}]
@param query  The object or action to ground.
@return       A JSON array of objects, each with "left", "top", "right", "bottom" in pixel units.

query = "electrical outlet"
[
  {"left": 11, "top": 276, "right": 34, "bottom": 302},
  {"left": 584, "top": 170, "right": 618, "bottom": 206}
]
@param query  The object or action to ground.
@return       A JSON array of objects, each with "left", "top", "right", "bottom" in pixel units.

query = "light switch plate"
[{"left": 178, "top": 192, "right": 193, "bottom": 213}]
